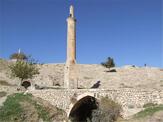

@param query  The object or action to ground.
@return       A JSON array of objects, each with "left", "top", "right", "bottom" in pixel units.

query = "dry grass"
[
  {"left": 92, "top": 97, "right": 122, "bottom": 122},
  {"left": 0, "top": 80, "right": 12, "bottom": 86},
  {"left": 0, "top": 59, "right": 10, "bottom": 71},
  {"left": 0, "top": 91, "right": 7, "bottom": 98}
]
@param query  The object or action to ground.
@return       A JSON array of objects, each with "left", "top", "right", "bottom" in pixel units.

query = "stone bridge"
[{"left": 29, "top": 88, "right": 163, "bottom": 119}]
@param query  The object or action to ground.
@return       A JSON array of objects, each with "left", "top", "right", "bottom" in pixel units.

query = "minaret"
[
  {"left": 66, "top": 5, "right": 76, "bottom": 65},
  {"left": 64, "top": 5, "right": 78, "bottom": 89},
  {"left": 18, "top": 48, "right": 21, "bottom": 54}
]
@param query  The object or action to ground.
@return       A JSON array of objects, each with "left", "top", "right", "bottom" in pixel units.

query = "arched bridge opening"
[{"left": 69, "top": 96, "right": 98, "bottom": 122}]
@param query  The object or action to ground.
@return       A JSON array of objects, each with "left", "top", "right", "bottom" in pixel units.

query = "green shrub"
[
  {"left": 101, "top": 57, "right": 115, "bottom": 70},
  {"left": 9, "top": 59, "right": 39, "bottom": 83},
  {"left": 91, "top": 97, "right": 121, "bottom": 122}
]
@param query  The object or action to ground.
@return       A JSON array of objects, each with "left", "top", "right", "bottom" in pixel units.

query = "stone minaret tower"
[
  {"left": 66, "top": 5, "right": 76, "bottom": 65},
  {"left": 64, "top": 5, "right": 78, "bottom": 89}
]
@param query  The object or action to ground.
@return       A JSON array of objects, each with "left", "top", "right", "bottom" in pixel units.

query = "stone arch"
[
  {"left": 67, "top": 93, "right": 95, "bottom": 117},
  {"left": 21, "top": 81, "right": 31, "bottom": 89},
  {"left": 68, "top": 94, "right": 98, "bottom": 122}
]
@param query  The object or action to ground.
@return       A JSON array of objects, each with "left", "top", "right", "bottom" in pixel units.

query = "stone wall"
[
  {"left": 32, "top": 64, "right": 163, "bottom": 90},
  {"left": 33, "top": 64, "right": 64, "bottom": 86},
  {"left": 1, "top": 62, "right": 163, "bottom": 90},
  {"left": 29, "top": 88, "right": 163, "bottom": 118}
]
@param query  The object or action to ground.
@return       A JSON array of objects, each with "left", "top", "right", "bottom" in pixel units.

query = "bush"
[
  {"left": 101, "top": 57, "right": 115, "bottom": 70},
  {"left": 91, "top": 97, "right": 121, "bottom": 122},
  {"left": 9, "top": 57, "right": 39, "bottom": 84}
]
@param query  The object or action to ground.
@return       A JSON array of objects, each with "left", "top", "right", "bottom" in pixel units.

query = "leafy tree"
[
  {"left": 9, "top": 57, "right": 39, "bottom": 85},
  {"left": 101, "top": 57, "right": 115, "bottom": 70},
  {"left": 10, "top": 52, "right": 27, "bottom": 60}
]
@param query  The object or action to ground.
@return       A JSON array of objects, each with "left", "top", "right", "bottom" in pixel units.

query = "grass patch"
[
  {"left": 0, "top": 80, "right": 11, "bottom": 86},
  {"left": 0, "top": 93, "right": 26, "bottom": 121},
  {"left": 134, "top": 104, "right": 163, "bottom": 118},
  {"left": 0, "top": 93, "right": 51, "bottom": 122},
  {"left": 143, "top": 103, "right": 157, "bottom": 108},
  {"left": 0, "top": 91, "right": 7, "bottom": 97},
  {"left": 34, "top": 102, "right": 50, "bottom": 121}
]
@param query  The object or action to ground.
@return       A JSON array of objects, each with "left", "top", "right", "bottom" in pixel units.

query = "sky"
[{"left": 0, "top": 0, "right": 162, "bottom": 67}]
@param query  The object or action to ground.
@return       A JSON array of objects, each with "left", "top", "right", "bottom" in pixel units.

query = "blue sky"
[{"left": 0, "top": 0, "right": 162, "bottom": 67}]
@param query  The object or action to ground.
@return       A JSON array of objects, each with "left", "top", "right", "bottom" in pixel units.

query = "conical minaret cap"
[{"left": 70, "top": 5, "right": 74, "bottom": 18}]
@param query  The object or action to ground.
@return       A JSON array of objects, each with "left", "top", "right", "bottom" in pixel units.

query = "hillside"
[
  {"left": 1, "top": 59, "right": 163, "bottom": 121},
  {"left": 1, "top": 59, "right": 163, "bottom": 90}
]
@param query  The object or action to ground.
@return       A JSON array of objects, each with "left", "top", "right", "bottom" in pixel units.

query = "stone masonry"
[
  {"left": 29, "top": 88, "right": 163, "bottom": 118},
  {"left": 64, "top": 5, "right": 77, "bottom": 89}
]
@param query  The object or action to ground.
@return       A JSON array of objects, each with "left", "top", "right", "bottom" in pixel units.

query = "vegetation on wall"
[{"left": 101, "top": 57, "right": 115, "bottom": 70}]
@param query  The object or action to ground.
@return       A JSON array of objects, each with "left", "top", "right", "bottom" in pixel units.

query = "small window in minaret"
[{"left": 70, "top": 14, "right": 72, "bottom": 17}]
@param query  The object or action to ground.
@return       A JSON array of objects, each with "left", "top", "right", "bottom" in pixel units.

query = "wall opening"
[
  {"left": 69, "top": 96, "right": 98, "bottom": 122},
  {"left": 21, "top": 81, "right": 31, "bottom": 89}
]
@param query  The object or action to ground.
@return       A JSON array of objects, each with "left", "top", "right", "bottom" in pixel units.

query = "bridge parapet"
[{"left": 29, "top": 88, "right": 163, "bottom": 117}]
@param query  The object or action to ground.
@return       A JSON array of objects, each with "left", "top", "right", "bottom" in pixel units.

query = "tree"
[
  {"left": 9, "top": 57, "right": 39, "bottom": 85},
  {"left": 101, "top": 57, "right": 115, "bottom": 70},
  {"left": 10, "top": 52, "right": 28, "bottom": 61}
]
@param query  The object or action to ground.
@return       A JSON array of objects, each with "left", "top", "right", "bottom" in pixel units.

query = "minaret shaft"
[
  {"left": 66, "top": 5, "right": 76, "bottom": 65},
  {"left": 64, "top": 5, "right": 78, "bottom": 89}
]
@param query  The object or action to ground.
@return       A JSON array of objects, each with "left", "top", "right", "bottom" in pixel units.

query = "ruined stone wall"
[
  {"left": 31, "top": 64, "right": 163, "bottom": 90},
  {"left": 33, "top": 64, "right": 64, "bottom": 86}
]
